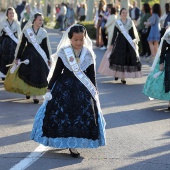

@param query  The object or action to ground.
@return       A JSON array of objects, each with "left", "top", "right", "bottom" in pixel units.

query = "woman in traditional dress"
[
  {"left": 108, "top": 8, "right": 142, "bottom": 84},
  {"left": 4, "top": 13, "right": 51, "bottom": 104},
  {"left": 20, "top": 4, "right": 33, "bottom": 30},
  {"left": 31, "top": 24, "right": 106, "bottom": 158},
  {"left": 143, "top": 27, "right": 170, "bottom": 109},
  {"left": 0, "top": 7, "right": 21, "bottom": 80}
]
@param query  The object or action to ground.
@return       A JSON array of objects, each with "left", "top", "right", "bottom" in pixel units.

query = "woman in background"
[
  {"left": 0, "top": 7, "right": 21, "bottom": 80},
  {"left": 4, "top": 13, "right": 51, "bottom": 104},
  {"left": 20, "top": 4, "right": 33, "bottom": 30},
  {"left": 137, "top": 3, "right": 151, "bottom": 58},
  {"left": 108, "top": 8, "right": 142, "bottom": 84},
  {"left": 144, "top": 3, "right": 161, "bottom": 63},
  {"left": 143, "top": 27, "right": 170, "bottom": 110}
]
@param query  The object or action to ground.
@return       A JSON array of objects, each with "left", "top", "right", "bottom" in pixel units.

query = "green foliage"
[
  {"left": 78, "top": 21, "right": 96, "bottom": 39},
  {"left": 44, "top": 17, "right": 50, "bottom": 25},
  {"left": 54, "top": 21, "right": 60, "bottom": 29},
  {"left": 141, "top": 0, "right": 159, "bottom": 6}
]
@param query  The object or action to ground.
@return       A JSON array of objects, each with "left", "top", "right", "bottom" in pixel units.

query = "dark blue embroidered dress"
[{"left": 31, "top": 47, "right": 106, "bottom": 148}]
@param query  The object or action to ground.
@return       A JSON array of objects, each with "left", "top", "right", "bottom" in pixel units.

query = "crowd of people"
[
  {"left": 1, "top": 0, "right": 170, "bottom": 160},
  {"left": 55, "top": 2, "right": 87, "bottom": 31}
]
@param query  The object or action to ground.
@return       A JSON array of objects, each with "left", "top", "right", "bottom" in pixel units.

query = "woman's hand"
[
  {"left": 46, "top": 88, "right": 51, "bottom": 92},
  {"left": 15, "top": 59, "right": 19, "bottom": 65},
  {"left": 159, "top": 63, "right": 164, "bottom": 71}
]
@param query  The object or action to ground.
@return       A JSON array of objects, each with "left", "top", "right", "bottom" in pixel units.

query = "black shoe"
[
  {"left": 168, "top": 106, "right": 170, "bottom": 110},
  {"left": 121, "top": 80, "right": 126, "bottom": 84},
  {"left": 26, "top": 95, "right": 30, "bottom": 99},
  {"left": 33, "top": 99, "right": 39, "bottom": 104},
  {"left": 2, "top": 78, "right": 5, "bottom": 81},
  {"left": 115, "top": 77, "right": 118, "bottom": 81},
  {"left": 69, "top": 148, "right": 80, "bottom": 158}
]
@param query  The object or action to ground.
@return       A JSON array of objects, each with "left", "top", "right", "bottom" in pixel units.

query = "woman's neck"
[
  {"left": 121, "top": 18, "right": 126, "bottom": 22},
  {"left": 33, "top": 25, "right": 40, "bottom": 32},
  {"left": 7, "top": 18, "right": 13, "bottom": 23},
  {"left": 72, "top": 47, "right": 82, "bottom": 56}
]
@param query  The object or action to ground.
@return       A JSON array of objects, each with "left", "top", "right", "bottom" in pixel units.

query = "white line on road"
[{"left": 10, "top": 144, "right": 50, "bottom": 170}]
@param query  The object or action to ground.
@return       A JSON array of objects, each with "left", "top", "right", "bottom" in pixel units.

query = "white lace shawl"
[
  {"left": 23, "top": 26, "right": 47, "bottom": 44},
  {"left": 15, "top": 26, "right": 52, "bottom": 58},
  {"left": 0, "top": 20, "right": 21, "bottom": 38},
  {"left": 114, "top": 18, "right": 139, "bottom": 42},
  {"left": 58, "top": 46, "right": 94, "bottom": 71}
]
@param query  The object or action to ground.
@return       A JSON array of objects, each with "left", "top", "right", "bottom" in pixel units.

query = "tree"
[{"left": 141, "top": 0, "right": 159, "bottom": 6}]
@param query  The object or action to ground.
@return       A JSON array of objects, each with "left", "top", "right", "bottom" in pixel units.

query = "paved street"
[{"left": 0, "top": 27, "right": 170, "bottom": 170}]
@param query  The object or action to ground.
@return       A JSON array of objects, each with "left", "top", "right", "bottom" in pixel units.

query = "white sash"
[
  {"left": 4, "top": 24, "right": 19, "bottom": 44},
  {"left": 63, "top": 46, "right": 101, "bottom": 112},
  {"left": 117, "top": 20, "right": 139, "bottom": 58},
  {"left": 26, "top": 27, "right": 50, "bottom": 70}
]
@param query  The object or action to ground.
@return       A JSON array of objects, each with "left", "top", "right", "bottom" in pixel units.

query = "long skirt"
[
  {"left": 109, "top": 33, "right": 142, "bottom": 78},
  {"left": 31, "top": 73, "right": 106, "bottom": 148},
  {"left": 143, "top": 60, "right": 170, "bottom": 100},
  {"left": 0, "top": 36, "right": 17, "bottom": 75},
  {"left": 4, "top": 45, "right": 49, "bottom": 96},
  {"left": 98, "top": 49, "right": 115, "bottom": 76}
]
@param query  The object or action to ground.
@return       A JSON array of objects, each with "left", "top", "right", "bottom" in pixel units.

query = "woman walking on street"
[
  {"left": 31, "top": 24, "right": 106, "bottom": 157},
  {"left": 108, "top": 8, "right": 142, "bottom": 84},
  {"left": 0, "top": 7, "right": 21, "bottom": 80},
  {"left": 4, "top": 13, "right": 51, "bottom": 104},
  {"left": 143, "top": 27, "right": 170, "bottom": 109}
]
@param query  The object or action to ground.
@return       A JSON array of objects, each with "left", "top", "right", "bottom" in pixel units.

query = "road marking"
[{"left": 10, "top": 144, "right": 49, "bottom": 170}]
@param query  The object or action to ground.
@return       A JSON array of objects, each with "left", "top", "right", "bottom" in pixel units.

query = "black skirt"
[
  {"left": 18, "top": 44, "right": 49, "bottom": 88},
  {"left": 0, "top": 36, "right": 17, "bottom": 75},
  {"left": 109, "top": 33, "right": 141, "bottom": 73},
  {"left": 42, "top": 73, "right": 99, "bottom": 140}
]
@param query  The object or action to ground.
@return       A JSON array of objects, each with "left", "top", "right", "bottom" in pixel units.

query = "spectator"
[
  {"left": 79, "top": 3, "right": 87, "bottom": 22},
  {"left": 160, "top": 3, "right": 170, "bottom": 38},
  {"left": 33, "top": 2, "right": 43, "bottom": 15},
  {"left": 144, "top": 3, "right": 161, "bottom": 62},
  {"left": 105, "top": 7, "right": 117, "bottom": 48},
  {"left": 129, "top": 1, "right": 140, "bottom": 26},
  {"left": 66, "top": 4, "right": 75, "bottom": 27},
  {"left": 100, "top": 4, "right": 112, "bottom": 50},
  {"left": 15, "top": 0, "right": 26, "bottom": 21},
  {"left": 47, "top": 2, "right": 51, "bottom": 17},
  {"left": 76, "top": 2, "right": 80, "bottom": 20},
  {"left": 20, "top": 4, "right": 33, "bottom": 30},
  {"left": 94, "top": 1, "right": 106, "bottom": 47},
  {"left": 58, "top": 3, "right": 67, "bottom": 31},
  {"left": 137, "top": 3, "right": 151, "bottom": 57}
]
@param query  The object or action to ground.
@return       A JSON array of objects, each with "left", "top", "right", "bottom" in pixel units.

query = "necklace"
[
  {"left": 72, "top": 48, "right": 82, "bottom": 63},
  {"left": 121, "top": 19, "right": 127, "bottom": 25}
]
